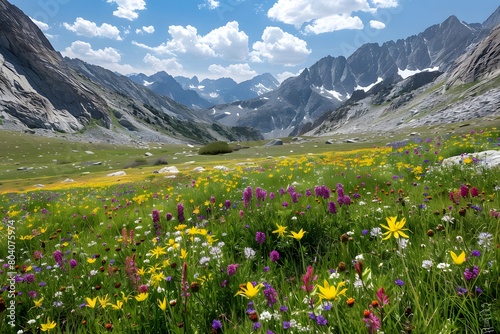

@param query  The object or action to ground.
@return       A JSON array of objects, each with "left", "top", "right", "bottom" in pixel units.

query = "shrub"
[
  {"left": 153, "top": 158, "right": 169, "bottom": 166},
  {"left": 198, "top": 141, "right": 233, "bottom": 155},
  {"left": 124, "top": 157, "right": 148, "bottom": 168}
]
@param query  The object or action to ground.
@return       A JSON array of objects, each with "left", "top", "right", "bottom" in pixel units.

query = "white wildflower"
[
  {"left": 244, "top": 247, "right": 256, "bottom": 259},
  {"left": 422, "top": 260, "right": 433, "bottom": 270}
]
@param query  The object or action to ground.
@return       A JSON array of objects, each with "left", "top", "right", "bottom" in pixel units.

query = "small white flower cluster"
[
  {"left": 244, "top": 247, "right": 256, "bottom": 259},
  {"left": 436, "top": 263, "right": 451, "bottom": 272},
  {"left": 441, "top": 215, "right": 454, "bottom": 223},
  {"left": 422, "top": 260, "right": 433, "bottom": 270},
  {"left": 478, "top": 232, "right": 493, "bottom": 248},
  {"left": 370, "top": 227, "right": 382, "bottom": 238},
  {"left": 258, "top": 310, "right": 282, "bottom": 322}
]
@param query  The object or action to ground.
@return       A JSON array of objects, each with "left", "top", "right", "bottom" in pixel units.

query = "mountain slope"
[
  {"left": 202, "top": 11, "right": 497, "bottom": 138},
  {"left": 304, "top": 25, "right": 500, "bottom": 137},
  {"left": 175, "top": 74, "right": 279, "bottom": 105},
  {"left": 0, "top": 0, "right": 109, "bottom": 132},
  {"left": 0, "top": 0, "right": 262, "bottom": 144},
  {"left": 128, "top": 71, "right": 212, "bottom": 109}
]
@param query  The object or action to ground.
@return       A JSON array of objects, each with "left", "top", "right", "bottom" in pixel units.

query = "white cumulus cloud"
[
  {"left": 267, "top": 0, "right": 398, "bottom": 34},
  {"left": 199, "top": 0, "right": 220, "bottom": 9},
  {"left": 133, "top": 21, "right": 249, "bottom": 61},
  {"left": 276, "top": 69, "right": 303, "bottom": 83},
  {"left": 136, "top": 25, "right": 155, "bottom": 34},
  {"left": 107, "top": 0, "right": 146, "bottom": 21},
  {"left": 251, "top": 27, "right": 311, "bottom": 66},
  {"left": 143, "top": 53, "right": 183, "bottom": 73},
  {"left": 63, "top": 41, "right": 121, "bottom": 63},
  {"left": 304, "top": 14, "right": 363, "bottom": 34},
  {"left": 63, "top": 41, "right": 136, "bottom": 74},
  {"left": 63, "top": 18, "right": 122, "bottom": 40},
  {"left": 369, "top": 20, "right": 386, "bottom": 29},
  {"left": 208, "top": 63, "right": 257, "bottom": 81},
  {"left": 30, "top": 17, "right": 49, "bottom": 31}
]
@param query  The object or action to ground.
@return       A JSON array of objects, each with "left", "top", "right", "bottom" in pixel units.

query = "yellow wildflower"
[
  {"left": 450, "top": 251, "right": 466, "bottom": 265},
  {"left": 272, "top": 224, "right": 288, "bottom": 237},
  {"left": 235, "top": 282, "right": 263, "bottom": 299},
  {"left": 289, "top": 229, "right": 306, "bottom": 241},
  {"left": 40, "top": 318, "right": 57, "bottom": 332},
  {"left": 381, "top": 216, "right": 409, "bottom": 240},
  {"left": 85, "top": 297, "right": 97, "bottom": 308},
  {"left": 135, "top": 292, "right": 149, "bottom": 302},
  {"left": 158, "top": 297, "right": 167, "bottom": 311},
  {"left": 316, "top": 280, "right": 347, "bottom": 301}
]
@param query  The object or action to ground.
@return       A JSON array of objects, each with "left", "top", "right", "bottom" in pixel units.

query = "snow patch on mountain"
[
  {"left": 398, "top": 67, "right": 440, "bottom": 79},
  {"left": 355, "top": 77, "right": 383, "bottom": 92}
]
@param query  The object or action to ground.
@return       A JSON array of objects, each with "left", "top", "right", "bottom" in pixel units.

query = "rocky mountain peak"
[
  {"left": 483, "top": 6, "right": 500, "bottom": 30},
  {"left": 0, "top": 0, "right": 110, "bottom": 132}
]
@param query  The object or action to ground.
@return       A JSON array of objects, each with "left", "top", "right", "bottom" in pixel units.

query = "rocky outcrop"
[
  {"left": 0, "top": 0, "right": 110, "bottom": 132},
  {"left": 446, "top": 25, "right": 500, "bottom": 87}
]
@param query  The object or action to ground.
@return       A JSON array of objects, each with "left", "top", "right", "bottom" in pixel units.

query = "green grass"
[{"left": 0, "top": 127, "right": 499, "bottom": 333}]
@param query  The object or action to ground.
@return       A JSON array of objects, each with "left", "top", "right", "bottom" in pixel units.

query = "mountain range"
[
  {"left": 203, "top": 11, "right": 500, "bottom": 138},
  {"left": 0, "top": 0, "right": 499, "bottom": 144},
  {"left": 0, "top": 0, "right": 262, "bottom": 144}
]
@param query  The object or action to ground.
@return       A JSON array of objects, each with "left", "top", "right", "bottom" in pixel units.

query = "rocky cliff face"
[
  {"left": 0, "top": 0, "right": 109, "bottom": 132},
  {"left": 446, "top": 25, "right": 500, "bottom": 87},
  {"left": 204, "top": 10, "right": 498, "bottom": 138}
]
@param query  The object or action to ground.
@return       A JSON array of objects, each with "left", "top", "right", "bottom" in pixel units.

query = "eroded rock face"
[
  {"left": 0, "top": 0, "right": 109, "bottom": 132},
  {"left": 447, "top": 25, "right": 500, "bottom": 87}
]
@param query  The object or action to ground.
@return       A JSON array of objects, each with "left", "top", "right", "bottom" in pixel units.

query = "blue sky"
[{"left": 9, "top": 0, "right": 499, "bottom": 83}]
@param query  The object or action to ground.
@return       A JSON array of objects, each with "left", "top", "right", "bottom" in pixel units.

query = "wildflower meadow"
[{"left": 0, "top": 129, "right": 499, "bottom": 333}]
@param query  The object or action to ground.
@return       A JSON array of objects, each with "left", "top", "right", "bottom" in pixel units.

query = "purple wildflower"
[
  {"left": 53, "top": 250, "right": 64, "bottom": 269},
  {"left": 279, "top": 305, "right": 288, "bottom": 313},
  {"left": 363, "top": 312, "right": 381, "bottom": 333},
  {"left": 316, "top": 315, "right": 327, "bottom": 325},
  {"left": 263, "top": 283, "right": 278, "bottom": 307},
  {"left": 227, "top": 264, "right": 238, "bottom": 276},
  {"left": 212, "top": 319, "right": 222, "bottom": 331},
  {"left": 24, "top": 274, "right": 35, "bottom": 284},
  {"left": 394, "top": 279, "right": 405, "bottom": 287},
  {"left": 256, "top": 231, "right": 266, "bottom": 245},
  {"left": 328, "top": 201, "right": 337, "bottom": 214},
  {"left": 270, "top": 250, "right": 280, "bottom": 262},
  {"left": 177, "top": 203, "right": 185, "bottom": 223},
  {"left": 457, "top": 286, "right": 468, "bottom": 295},
  {"left": 470, "top": 250, "right": 481, "bottom": 257},
  {"left": 253, "top": 322, "right": 261, "bottom": 331},
  {"left": 152, "top": 209, "right": 160, "bottom": 223},
  {"left": 243, "top": 186, "right": 253, "bottom": 208},
  {"left": 464, "top": 266, "right": 479, "bottom": 281},
  {"left": 460, "top": 185, "right": 469, "bottom": 197},
  {"left": 69, "top": 259, "right": 78, "bottom": 269},
  {"left": 166, "top": 212, "right": 173, "bottom": 221},
  {"left": 283, "top": 321, "right": 291, "bottom": 329}
]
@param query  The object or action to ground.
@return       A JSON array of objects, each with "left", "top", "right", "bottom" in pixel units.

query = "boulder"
[
  {"left": 158, "top": 166, "right": 179, "bottom": 174},
  {"left": 107, "top": 171, "right": 126, "bottom": 177},
  {"left": 441, "top": 150, "right": 500, "bottom": 168}
]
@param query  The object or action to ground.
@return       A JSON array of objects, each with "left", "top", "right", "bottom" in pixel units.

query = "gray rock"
[
  {"left": 265, "top": 139, "right": 283, "bottom": 146},
  {"left": 107, "top": 171, "right": 126, "bottom": 177},
  {"left": 158, "top": 166, "right": 179, "bottom": 174}
]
